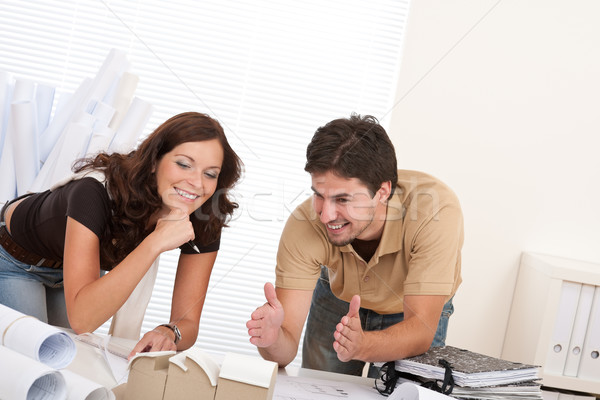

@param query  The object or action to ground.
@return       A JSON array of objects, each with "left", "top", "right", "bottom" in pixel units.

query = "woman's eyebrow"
[{"left": 175, "top": 153, "right": 194, "bottom": 161}]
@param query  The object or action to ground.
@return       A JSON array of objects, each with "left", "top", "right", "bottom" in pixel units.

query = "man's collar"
[{"left": 338, "top": 192, "right": 404, "bottom": 256}]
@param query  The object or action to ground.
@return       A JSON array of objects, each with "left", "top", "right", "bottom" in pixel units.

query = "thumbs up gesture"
[
  {"left": 246, "top": 283, "right": 285, "bottom": 348},
  {"left": 333, "top": 295, "right": 365, "bottom": 362}
]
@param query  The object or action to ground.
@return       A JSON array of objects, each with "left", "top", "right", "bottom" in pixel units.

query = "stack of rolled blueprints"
[
  {"left": 0, "top": 48, "right": 153, "bottom": 203},
  {"left": 0, "top": 303, "right": 117, "bottom": 399}
]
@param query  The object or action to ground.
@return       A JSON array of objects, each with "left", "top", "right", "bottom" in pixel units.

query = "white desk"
[{"left": 64, "top": 334, "right": 132, "bottom": 389}]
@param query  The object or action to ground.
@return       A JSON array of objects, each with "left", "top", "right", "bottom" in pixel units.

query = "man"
[{"left": 246, "top": 114, "right": 463, "bottom": 377}]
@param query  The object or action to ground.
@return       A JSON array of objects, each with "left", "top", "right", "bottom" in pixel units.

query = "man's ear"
[{"left": 378, "top": 181, "right": 392, "bottom": 203}]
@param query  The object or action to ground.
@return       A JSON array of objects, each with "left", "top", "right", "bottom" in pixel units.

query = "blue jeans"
[
  {"left": 302, "top": 266, "right": 454, "bottom": 377},
  {"left": 0, "top": 242, "right": 70, "bottom": 327}
]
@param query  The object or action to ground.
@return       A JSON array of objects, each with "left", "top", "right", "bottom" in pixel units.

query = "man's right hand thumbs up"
[{"left": 246, "top": 282, "right": 285, "bottom": 348}]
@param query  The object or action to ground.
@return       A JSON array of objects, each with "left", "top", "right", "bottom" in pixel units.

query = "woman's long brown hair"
[{"left": 74, "top": 112, "right": 242, "bottom": 268}]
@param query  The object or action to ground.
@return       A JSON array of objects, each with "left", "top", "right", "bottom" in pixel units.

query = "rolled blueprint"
[
  {"left": 108, "top": 96, "right": 153, "bottom": 153},
  {"left": 85, "top": 125, "right": 115, "bottom": 158},
  {"left": 34, "top": 49, "right": 129, "bottom": 193},
  {"left": 0, "top": 304, "right": 76, "bottom": 369},
  {"left": 43, "top": 113, "right": 95, "bottom": 189},
  {"left": 3, "top": 79, "right": 37, "bottom": 197},
  {"left": 108, "top": 71, "right": 139, "bottom": 130},
  {"left": 62, "top": 369, "right": 115, "bottom": 400},
  {"left": 12, "top": 78, "right": 36, "bottom": 103},
  {"left": 39, "top": 49, "right": 128, "bottom": 163},
  {"left": 0, "top": 345, "right": 67, "bottom": 400},
  {"left": 37, "top": 78, "right": 92, "bottom": 166},
  {"left": 91, "top": 101, "right": 116, "bottom": 127},
  {"left": 0, "top": 71, "right": 14, "bottom": 155},
  {"left": 9, "top": 101, "right": 40, "bottom": 195},
  {"left": 35, "top": 83, "right": 56, "bottom": 138},
  {"left": 0, "top": 129, "right": 17, "bottom": 202}
]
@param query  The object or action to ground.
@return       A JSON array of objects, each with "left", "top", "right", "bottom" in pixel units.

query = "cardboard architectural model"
[
  {"left": 163, "top": 347, "right": 220, "bottom": 400},
  {"left": 124, "top": 351, "right": 175, "bottom": 400},
  {"left": 115, "top": 349, "right": 277, "bottom": 400},
  {"left": 215, "top": 352, "right": 278, "bottom": 400}
]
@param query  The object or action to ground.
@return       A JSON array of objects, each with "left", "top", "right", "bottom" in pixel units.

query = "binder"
[
  {"left": 393, "top": 345, "right": 540, "bottom": 388},
  {"left": 563, "top": 284, "right": 595, "bottom": 376},
  {"left": 544, "top": 281, "right": 581, "bottom": 375},
  {"left": 557, "top": 392, "right": 595, "bottom": 400},
  {"left": 541, "top": 389, "right": 560, "bottom": 400},
  {"left": 577, "top": 285, "right": 600, "bottom": 380},
  {"left": 557, "top": 394, "right": 575, "bottom": 400}
]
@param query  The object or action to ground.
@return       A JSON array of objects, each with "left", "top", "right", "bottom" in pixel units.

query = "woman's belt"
[
  {"left": 0, "top": 200, "right": 62, "bottom": 269},
  {"left": 0, "top": 225, "right": 62, "bottom": 269}
]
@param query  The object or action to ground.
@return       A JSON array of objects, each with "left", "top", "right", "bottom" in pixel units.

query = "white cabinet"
[{"left": 502, "top": 252, "right": 600, "bottom": 396}]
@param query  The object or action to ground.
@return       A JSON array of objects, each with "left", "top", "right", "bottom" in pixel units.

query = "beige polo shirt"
[{"left": 275, "top": 169, "right": 463, "bottom": 315}]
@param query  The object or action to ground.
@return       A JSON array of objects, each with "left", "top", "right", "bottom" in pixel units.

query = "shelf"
[{"left": 502, "top": 252, "right": 600, "bottom": 396}]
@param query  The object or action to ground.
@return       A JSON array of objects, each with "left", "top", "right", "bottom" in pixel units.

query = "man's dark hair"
[{"left": 305, "top": 114, "right": 397, "bottom": 198}]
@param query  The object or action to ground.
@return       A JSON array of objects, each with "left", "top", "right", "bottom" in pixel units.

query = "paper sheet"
[
  {"left": 74, "top": 333, "right": 131, "bottom": 385},
  {"left": 273, "top": 374, "right": 382, "bottom": 400},
  {"left": 389, "top": 382, "right": 453, "bottom": 400}
]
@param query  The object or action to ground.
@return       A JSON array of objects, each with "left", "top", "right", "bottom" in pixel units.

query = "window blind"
[{"left": 0, "top": 0, "right": 410, "bottom": 367}]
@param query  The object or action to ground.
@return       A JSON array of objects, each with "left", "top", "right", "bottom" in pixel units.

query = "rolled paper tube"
[
  {"left": 6, "top": 318, "right": 76, "bottom": 368},
  {"left": 0, "top": 345, "right": 67, "bottom": 400},
  {"left": 85, "top": 124, "right": 115, "bottom": 157},
  {"left": 44, "top": 118, "right": 95, "bottom": 189},
  {"left": 35, "top": 49, "right": 129, "bottom": 192},
  {"left": 12, "top": 78, "right": 35, "bottom": 103},
  {"left": 62, "top": 369, "right": 116, "bottom": 400},
  {"left": 0, "top": 71, "right": 14, "bottom": 155},
  {"left": 35, "top": 83, "right": 56, "bottom": 135},
  {"left": 91, "top": 101, "right": 116, "bottom": 126},
  {"left": 108, "top": 72, "right": 139, "bottom": 130},
  {"left": 36, "top": 77, "right": 93, "bottom": 177},
  {"left": 0, "top": 129, "right": 17, "bottom": 202},
  {"left": 9, "top": 101, "right": 40, "bottom": 195},
  {"left": 109, "top": 97, "right": 153, "bottom": 153}
]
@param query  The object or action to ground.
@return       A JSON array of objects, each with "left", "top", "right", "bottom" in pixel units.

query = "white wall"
[{"left": 388, "top": 0, "right": 600, "bottom": 357}]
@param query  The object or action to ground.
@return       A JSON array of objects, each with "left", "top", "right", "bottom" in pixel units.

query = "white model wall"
[{"left": 388, "top": 0, "right": 600, "bottom": 357}]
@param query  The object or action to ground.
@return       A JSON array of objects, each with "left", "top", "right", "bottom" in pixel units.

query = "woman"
[{"left": 0, "top": 111, "right": 242, "bottom": 357}]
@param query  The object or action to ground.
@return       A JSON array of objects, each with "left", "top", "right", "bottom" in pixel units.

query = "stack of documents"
[
  {"left": 389, "top": 346, "right": 543, "bottom": 400},
  {"left": 444, "top": 381, "right": 543, "bottom": 400}
]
